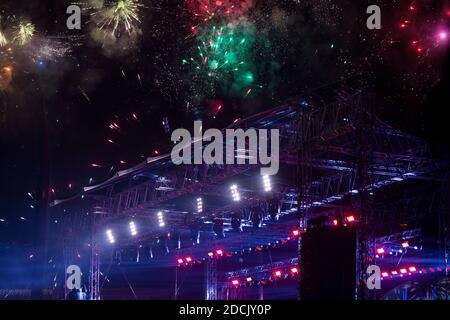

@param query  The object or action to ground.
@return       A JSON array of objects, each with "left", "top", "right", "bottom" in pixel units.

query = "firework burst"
[
  {"left": 95, "top": 0, "right": 143, "bottom": 37},
  {"left": 0, "top": 31, "right": 7, "bottom": 47},
  {"left": 183, "top": 18, "right": 257, "bottom": 97},
  {"left": 14, "top": 22, "right": 35, "bottom": 45}
]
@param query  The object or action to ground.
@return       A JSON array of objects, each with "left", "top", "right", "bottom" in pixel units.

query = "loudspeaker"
[{"left": 300, "top": 226, "right": 356, "bottom": 300}]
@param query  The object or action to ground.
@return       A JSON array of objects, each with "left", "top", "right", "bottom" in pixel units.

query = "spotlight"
[
  {"left": 346, "top": 215, "right": 355, "bottom": 223},
  {"left": 216, "top": 249, "right": 223, "bottom": 256},
  {"left": 391, "top": 271, "right": 398, "bottom": 275},
  {"left": 177, "top": 258, "right": 184, "bottom": 264},
  {"left": 196, "top": 198, "right": 203, "bottom": 213},
  {"left": 274, "top": 270, "right": 282, "bottom": 277},
  {"left": 129, "top": 221, "right": 137, "bottom": 236},
  {"left": 231, "top": 279, "right": 240, "bottom": 286},
  {"left": 185, "top": 256, "right": 192, "bottom": 263},
  {"left": 332, "top": 219, "right": 339, "bottom": 226},
  {"left": 401, "top": 241, "right": 409, "bottom": 248},
  {"left": 409, "top": 266, "right": 417, "bottom": 272},
  {"left": 400, "top": 268, "right": 407, "bottom": 274},
  {"left": 246, "top": 277, "right": 253, "bottom": 282},
  {"left": 207, "top": 252, "right": 214, "bottom": 257},
  {"left": 290, "top": 267, "right": 299, "bottom": 274},
  {"left": 376, "top": 248, "right": 385, "bottom": 254},
  {"left": 381, "top": 272, "right": 389, "bottom": 277},
  {"left": 230, "top": 185, "right": 240, "bottom": 202},
  {"left": 292, "top": 229, "right": 300, "bottom": 237},
  {"left": 157, "top": 211, "right": 165, "bottom": 227},
  {"left": 106, "top": 229, "right": 115, "bottom": 244},
  {"left": 262, "top": 175, "right": 272, "bottom": 192}
]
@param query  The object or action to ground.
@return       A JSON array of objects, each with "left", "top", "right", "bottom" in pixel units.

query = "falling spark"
[{"left": 78, "top": 86, "right": 91, "bottom": 104}]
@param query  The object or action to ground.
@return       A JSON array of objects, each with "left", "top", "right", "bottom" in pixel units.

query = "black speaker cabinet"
[{"left": 300, "top": 226, "right": 356, "bottom": 300}]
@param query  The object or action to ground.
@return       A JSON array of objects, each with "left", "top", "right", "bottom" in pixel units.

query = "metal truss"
[
  {"left": 224, "top": 258, "right": 299, "bottom": 284},
  {"left": 50, "top": 90, "right": 448, "bottom": 299}
]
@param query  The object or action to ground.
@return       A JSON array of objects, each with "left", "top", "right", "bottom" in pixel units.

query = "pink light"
[
  {"left": 177, "top": 258, "right": 184, "bottom": 264},
  {"left": 185, "top": 257, "right": 192, "bottom": 262},
  {"left": 377, "top": 248, "right": 385, "bottom": 254},
  {"left": 216, "top": 249, "right": 223, "bottom": 255},
  {"left": 292, "top": 229, "right": 300, "bottom": 237},
  {"left": 231, "top": 279, "right": 239, "bottom": 286},
  {"left": 438, "top": 31, "right": 448, "bottom": 40},
  {"left": 429, "top": 267, "right": 435, "bottom": 273},
  {"left": 400, "top": 268, "right": 407, "bottom": 274},
  {"left": 274, "top": 270, "right": 282, "bottom": 277},
  {"left": 409, "top": 266, "right": 417, "bottom": 272},
  {"left": 332, "top": 219, "right": 338, "bottom": 226}
]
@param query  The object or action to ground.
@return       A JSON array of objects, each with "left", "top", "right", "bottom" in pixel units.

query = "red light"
[
  {"left": 400, "top": 268, "right": 407, "bottom": 274},
  {"left": 177, "top": 258, "right": 184, "bottom": 264},
  {"left": 401, "top": 242, "right": 409, "bottom": 248},
  {"left": 185, "top": 257, "right": 192, "bottom": 262},
  {"left": 216, "top": 249, "right": 223, "bottom": 255},
  {"left": 346, "top": 215, "right": 355, "bottom": 223},
  {"left": 292, "top": 229, "right": 300, "bottom": 237},
  {"left": 381, "top": 272, "right": 389, "bottom": 277},
  {"left": 246, "top": 277, "right": 253, "bottom": 282},
  {"left": 376, "top": 248, "right": 385, "bottom": 254},
  {"left": 409, "top": 266, "right": 417, "bottom": 272},
  {"left": 429, "top": 267, "right": 435, "bottom": 273},
  {"left": 231, "top": 279, "right": 239, "bottom": 286},
  {"left": 290, "top": 267, "right": 299, "bottom": 274},
  {"left": 421, "top": 269, "right": 427, "bottom": 274},
  {"left": 400, "top": 23, "right": 406, "bottom": 28},
  {"left": 332, "top": 219, "right": 338, "bottom": 226},
  {"left": 409, "top": 5, "right": 415, "bottom": 10},
  {"left": 274, "top": 270, "right": 282, "bottom": 277}
]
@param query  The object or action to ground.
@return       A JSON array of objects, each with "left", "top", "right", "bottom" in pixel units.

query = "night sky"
[{"left": 0, "top": 0, "right": 449, "bottom": 247}]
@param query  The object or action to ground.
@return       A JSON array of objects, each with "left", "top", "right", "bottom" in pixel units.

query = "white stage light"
[
  {"left": 106, "top": 229, "right": 115, "bottom": 244},
  {"left": 129, "top": 221, "right": 137, "bottom": 236},
  {"left": 230, "top": 185, "right": 240, "bottom": 202},
  {"left": 262, "top": 175, "right": 272, "bottom": 192},
  {"left": 157, "top": 211, "right": 165, "bottom": 227},
  {"left": 196, "top": 198, "right": 203, "bottom": 213}
]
